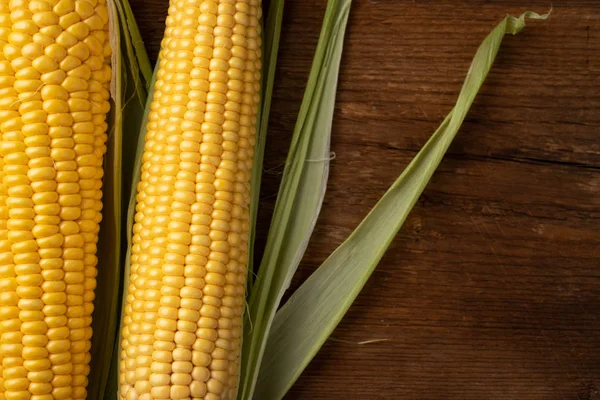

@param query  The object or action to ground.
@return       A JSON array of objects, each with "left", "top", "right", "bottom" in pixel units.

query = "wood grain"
[{"left": 127, "top": 0, "right": 600, "bottom": 398}]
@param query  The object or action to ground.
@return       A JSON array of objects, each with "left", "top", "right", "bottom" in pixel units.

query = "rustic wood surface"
[{"left": 128, "top": 0, "right": 600, "bottom": 398}]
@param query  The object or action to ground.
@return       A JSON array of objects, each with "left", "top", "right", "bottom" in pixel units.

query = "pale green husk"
[
  {"left": 252, "top": 11, "right": 549, "bottom": 400},
  {"left": 239, "top": 1, "right": 352, "bottom": 399},
  {"left": 90, "top": 0, "right": 151, "bottom": 399}
]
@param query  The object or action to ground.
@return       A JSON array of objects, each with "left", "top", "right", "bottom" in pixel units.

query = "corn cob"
[
  {"left": 118, "top": 0, "right": 262, "bottom": 399},
  {"left": 0, "top": 0, "right": 111, "bottom": 398}
]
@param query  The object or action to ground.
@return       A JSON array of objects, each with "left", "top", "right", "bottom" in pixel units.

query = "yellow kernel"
[
  {"left": 75, "top": 0, "right": 94, "bottom": 19},
  {"left": 150, "top": 386, "right": 170, "bottom": 399},
  {"left": 13, "top": 19, "right": 38, "bottom": 35},
  {"left": 174, "top": 331, "right": 195, "bottom": 346},
  {"left": 206, "top": 378, "right": 224, "bottom": 395},
  {"left": 59, "top": 11, "right": 80, "bottom": 29},
  {"left": 41, "top": 69, "right": 66, "bottom": 85},
  {"left": 96, "top": 5, "right": 108, "bottom": 24},
  {"left": 60, "top": 55, "right": 81, "bottom": 70},
  {"left": 54, "top": 0, "right": 75, "bottom": 16},
  {"left": 43, "top": 99, "right": 69, "bottom": 113},
  {"left": 35, "top": 29, "right": 58, "bottom": 44},
  {"left": 190, "top": 381, "right": 207, "bottom": 397},
  {"left": 170, "top": 385, "right": 190, "bottom": 399},
  {"left": 33, "top": 11, "right": 59, "bottom": 27},
  {"left": 192, "top": 338, "right": 214, "bottom": 354},
  {"left": 4, "top": 377, "right": 29, "bottom": 391},
  {"left": 56, "top": 31, "right": 78, "bottom": 48},
  {"left": 68, "top": 41, "right": 90, "bottom": 60},
  {"left": 41, "top": 85, "right": 68, "bottom": 101},
  {"left": 67, "top": 21, "right": 89, "bottom": 40},
  {"left": 44, "top": 43, "right": 67, "bottom": 62},
  {"left": 62, "top": 76, "right": 87, "bottom": 91},
  {"left": 83, "top": 14, "right": 103, "bottom": 31}
]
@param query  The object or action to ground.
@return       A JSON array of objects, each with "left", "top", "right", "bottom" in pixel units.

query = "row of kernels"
[
  {"left": 147, "top": 2, "right": 194, "bottom": 392},
  {"left": 8, "top": 1, "right": 64, "bottom": 396},
  {"left": 221, "top": 1, "right": 261, "bottom": 397},
  {"left": 46, "top": 48, "right": 80, "bottom": 400},
  {"left": 36, "top": 12, "right": 88, "bottom": 396},
  {"left": 0, "top": 7, "right": 11, "bottom": 396},
  {"left": 120, "top": 0, "right": 181, "bottom": 397},
  {"left": 202, "top": 1, "right": 256, "bottom": 397},
  {"left": 164, "top": 14, "right": 211, "bottom": 393},
  {"left": 56, "top": 0, "right": 111, "bottom": 397},
  {"left": 150, "top": 60, "right": 188, "bottom": 400},
  {"left": 187, "top": 1, "right": 227, "bottom": 399},
  {"left": 228, "top": 0, "right": 261, "bottom": 398},
  {"left": 205, "top": 12, "right": 248, "bottom": 400},
  {"left": 73, "top": 7, "right": 110, "bottom": 395},
  {"left": 166, "top": 1, "right": 219, "bottom": 398},
  {"left": 13, "top": 139, "right": 57, "bottom": 394}
]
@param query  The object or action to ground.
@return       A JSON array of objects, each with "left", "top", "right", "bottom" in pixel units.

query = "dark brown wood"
[{"left": 128, "top": 0, "right": 600, "bottom": 398}]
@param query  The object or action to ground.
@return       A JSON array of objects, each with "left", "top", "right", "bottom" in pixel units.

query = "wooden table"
[{"left": 129, "top": 0, "right": 600, "bottom": 398}]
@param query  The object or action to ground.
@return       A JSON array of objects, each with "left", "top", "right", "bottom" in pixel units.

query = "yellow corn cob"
[
  {"left": 118, "top": 0, "right": 262, "bottom": 399},
  {"left": 0, "top": 0, "right": 112, "bottom": 398}
]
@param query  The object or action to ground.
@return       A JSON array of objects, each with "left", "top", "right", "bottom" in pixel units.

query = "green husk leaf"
[
  {"left": 89, "top": 0, "right": 152, "bottom": 398},
  {"left": 254, "top": 11, "right": 549, "bottom": 400},
  {"left": 112, "top": 0, "right": 152, "bottom": 197},
  {"left": 112, "top": 0, "right": 148, "bottom": 97},
  {"left": 247, "top": 0, "right": 284, "bottom": 295},
  {"left": 239, "top": 1, "right": 352, "bottom": 399},
  {"left": 118, "top": 0, "right": 152, "bottom": 87}
]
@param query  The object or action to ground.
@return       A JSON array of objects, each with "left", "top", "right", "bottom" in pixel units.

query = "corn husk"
[
  {"left": 243, "top": 9, "right": 549, "bottom": 400},
  {"left": 238, "top": 1, "right": 352, "bottom": 398}
]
